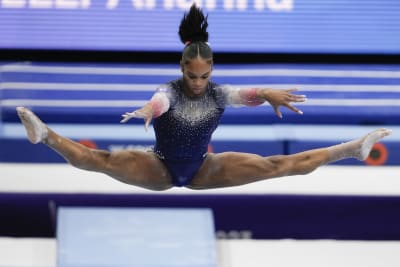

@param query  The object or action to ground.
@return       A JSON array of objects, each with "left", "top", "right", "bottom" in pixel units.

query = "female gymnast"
[{"left": 17, "top": 4, "right": 391, "bottom": 191}]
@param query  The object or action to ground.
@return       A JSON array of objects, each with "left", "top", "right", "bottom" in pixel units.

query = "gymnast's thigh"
[
  {"left": 187, "top": 152, "right": 282, "bottom": 189},
  {"left": 101, "top": 150, "right": 173, "bottom": 191}
]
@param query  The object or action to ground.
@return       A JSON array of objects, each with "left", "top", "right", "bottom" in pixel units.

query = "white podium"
[{"left": 57, "top": 207, "right": 217, "bottom": 267}]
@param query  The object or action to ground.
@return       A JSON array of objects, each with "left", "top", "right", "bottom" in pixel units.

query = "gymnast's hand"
[
  {"left": 259, "top": 88, "right": 307, "bottom": 118},
  {"left": 120, "top": 104, "right": 153, "bottom": 131}
]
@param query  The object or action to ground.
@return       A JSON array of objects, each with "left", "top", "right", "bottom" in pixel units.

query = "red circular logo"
[{"left": 365, "top": 143, "right": 388, "bottom": 166}]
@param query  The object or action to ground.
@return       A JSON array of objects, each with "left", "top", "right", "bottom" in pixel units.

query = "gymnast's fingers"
[
  {"left": 274, "top": 106, "right": 283, "bottom": 119},
  {"left": 292, "top": 94, "right": 307, "bottom": 102},
  {"left": 120, "top": 114, "right": 131, "bottom": 123},
  {"left": 286, "top": 104, "right": 303, "bottom": 115},
  {"left": 120, "top": 111, "right": 142, "bottom": 123},
  {"left": 144, "top": 117, "right": 152, "bottom": 131}
]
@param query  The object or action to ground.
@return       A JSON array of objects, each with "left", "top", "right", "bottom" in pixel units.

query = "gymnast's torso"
[{"left": 153, "top": 79, "right": 227, "bottom": 161}]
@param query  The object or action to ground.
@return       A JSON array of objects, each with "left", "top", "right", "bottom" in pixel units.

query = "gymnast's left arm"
[{"left": 225, "top": 87, "right": 307, "bottom": 118}]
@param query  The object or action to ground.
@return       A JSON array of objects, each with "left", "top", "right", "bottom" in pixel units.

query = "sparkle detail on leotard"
[{"left": 153, "top": 79, "right": 226, "bottom": 161}]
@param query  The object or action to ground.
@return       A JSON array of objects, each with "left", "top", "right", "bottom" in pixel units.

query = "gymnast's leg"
[
  {"left": 16, "top": 107, "right": 173, "bottom": 191},
  {"left": 188, "top": 128, "right": 392, "bottom": 189}
]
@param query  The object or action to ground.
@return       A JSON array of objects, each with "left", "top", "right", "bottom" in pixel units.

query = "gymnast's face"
[{"left": 181, "top": 57, "right": 212, "bottom": 98}]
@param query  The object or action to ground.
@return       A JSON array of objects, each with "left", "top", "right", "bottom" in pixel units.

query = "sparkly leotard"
[{"left": 153, "top": 79, "right": 227, "bottom": 186}]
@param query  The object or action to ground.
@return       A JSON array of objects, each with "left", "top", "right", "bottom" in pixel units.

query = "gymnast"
[{"left": 17, "top": 4, "right": 391, "bottom": 191}]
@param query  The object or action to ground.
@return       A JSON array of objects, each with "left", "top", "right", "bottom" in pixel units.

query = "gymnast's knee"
[
  {"left": 284, "top": 155, "right": 319, "bottom": 176},
  {"left": 263, "top": 155, "right": 291, "bottom": 176}
]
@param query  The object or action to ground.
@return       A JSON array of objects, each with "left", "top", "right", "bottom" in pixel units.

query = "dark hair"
[{"left": 178, "top": 4, "right": 213, "bottom": 65}]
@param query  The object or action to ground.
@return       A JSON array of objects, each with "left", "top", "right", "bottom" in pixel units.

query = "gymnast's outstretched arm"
[
  {"left": 120, "top": 89, "right": 171, "bottom": 130},
  {"left": 224, "top": 86, "right": 306, "bottom": 118}
]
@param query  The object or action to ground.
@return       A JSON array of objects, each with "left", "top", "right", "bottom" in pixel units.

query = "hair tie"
[{"left": 185, "top": 41, "right": 210, "bottom": 47}]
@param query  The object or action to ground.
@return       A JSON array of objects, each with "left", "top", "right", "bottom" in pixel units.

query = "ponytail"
[{"left": 178, "top": 3, "right": 213, "bottom": 65}]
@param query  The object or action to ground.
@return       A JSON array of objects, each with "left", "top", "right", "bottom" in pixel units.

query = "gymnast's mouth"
[
  {"left": 190, "top": 87, "right": 206, "bottom": 96},
  {"left": 192, "top": 87, "right": 203, "bottom": 93}
]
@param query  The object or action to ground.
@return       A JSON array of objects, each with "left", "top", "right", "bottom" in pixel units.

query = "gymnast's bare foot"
[
  {"left": 355, "top": 128, "right": 392, "bottom": 160},
  {"left": 328, "top": 128, "right": 392, "bottom": 162},
  {"left": 16, "top": 107, "right": 48, "bottom": 144}
]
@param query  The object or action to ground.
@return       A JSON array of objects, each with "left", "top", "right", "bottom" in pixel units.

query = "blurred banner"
[{"left": 0, "top": 0, "right": 399, "bottom": 54}]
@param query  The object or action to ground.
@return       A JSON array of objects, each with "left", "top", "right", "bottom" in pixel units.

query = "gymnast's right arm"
[{"left": 120, "top": 89, "right": 170, "bottom": 131}]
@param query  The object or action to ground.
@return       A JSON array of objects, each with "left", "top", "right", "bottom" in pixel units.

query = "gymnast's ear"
[{"left": 180, "top": 60, "right": 185, "bottom": 73}]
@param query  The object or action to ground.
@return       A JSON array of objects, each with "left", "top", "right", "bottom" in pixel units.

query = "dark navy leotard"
[{"left": 153, "top": 79, "right": 227, "bottom": 186}]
